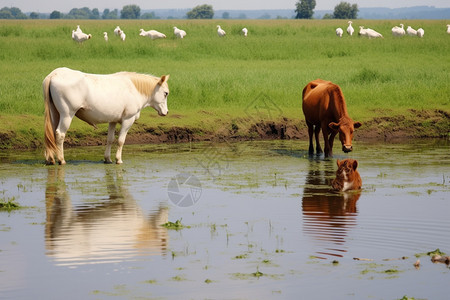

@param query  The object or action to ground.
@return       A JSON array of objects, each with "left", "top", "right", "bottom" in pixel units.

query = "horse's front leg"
[
  {"left": 104, "top": 122, "right": 116, "bottom": 164},
  {"left": 115, "top": 117, "right": 135, "bottom": 164}
]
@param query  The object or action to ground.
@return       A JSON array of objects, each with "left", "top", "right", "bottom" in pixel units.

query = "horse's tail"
[{"left": 43, "top": 73, "right": 58, "bottom": 164}]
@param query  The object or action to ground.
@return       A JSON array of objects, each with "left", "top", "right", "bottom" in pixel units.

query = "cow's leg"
[
  {"left": 328, "top": 131, "right": 337, "bottom": 157},
  {"left": 55, "top": 114, "right": 74, "bottom": 165},
  {"left": 314, "top": 125, "right": 323, "bottom": 154},
  {"left": 321, "top": 124, "right": 332, "bottom": 158},
  {"left": 307, "top": 122, "right": 314, "bottom": 154},
  {"left": 104, "top": 122, "right": 116, "bottom": 164},
  {"left": 115, "top": 117, "right": 135, "bottom": 164}
]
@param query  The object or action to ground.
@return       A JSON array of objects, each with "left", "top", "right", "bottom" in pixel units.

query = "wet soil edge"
[{"left": 1, "top": 109, "right": 449, "bottom": 149}]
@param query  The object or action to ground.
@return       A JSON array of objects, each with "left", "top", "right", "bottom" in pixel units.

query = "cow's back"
[{"left": 302, "top": 79, "right": 335, "bottom": 125}]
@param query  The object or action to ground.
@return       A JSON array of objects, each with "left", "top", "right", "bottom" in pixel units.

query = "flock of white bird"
[
  {"left": 72, "top": 23, "right": 450, "bottom": 44},
  {"left": 71, "top": 24, "right": 249, "bottom": 44},
  {"left": 336, "top": 21, "right": 450, "bottom": 39}
]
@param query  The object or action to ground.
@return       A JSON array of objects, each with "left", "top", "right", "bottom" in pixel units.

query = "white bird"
[
  {"left": 417, "top": 28, "right": 424, "bottom": 38},
  {"left": 140, "top": 29, "right": 166, "bottom": 40},
  {"left": 242, "top": 27, "right": 248, "bottom": 37},
  {"left": 359, "top": 26, "right": 383, "bottom": 39},
  {"left": 217, "top": 25, "right": 226, "bottom": 37},
  {"left": 447, "top": 24, "right": 450, "bottom": 34},
  {"left": 336, "top": 27, "right": 343, "bottom": 38},
  {"left": 75, "top": 25, "right": 82, "bottom": 34},
  {"left": 392, "top": 24, "right": 405, "bottom": 37},
  {"left": 114, "top": 26, "right": 121, "bottom": 36},
  {"left": 72, "top": 30, "right": 92, "bottom": 44},
  {"left": 347, "top": 21, "right": 354, "bottom": 36},
  {"left": 173, "top": 27, "right": 186, "bottom": 39},
  {"left": 103, "top": 32, "right": 108, "bottom": 42},
  {"left": 119, "top": 30, "right": 126, "bottom": 42},
  {"left": 406, "top": 26, "right": 417, "bottom": 36}
]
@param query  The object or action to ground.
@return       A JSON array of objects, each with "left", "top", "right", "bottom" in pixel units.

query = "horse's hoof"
[{"left": 104, "top": 160, "right": 113, "bottom": 164}]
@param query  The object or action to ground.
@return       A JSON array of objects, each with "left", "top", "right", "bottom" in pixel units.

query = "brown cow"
[
  {"left": 302, "top": 79, "right": 361, "bottom": 157},
  {"left": 331, "top": 159, "right": 362, "bottom": 191}
]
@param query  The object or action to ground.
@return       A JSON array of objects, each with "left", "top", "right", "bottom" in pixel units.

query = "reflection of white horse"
[
  {"left": 45, "top": 167, "right": 169, "bottom": 267},
  {"left": 43, "top": 67, "right": 170, "bottom": 165}
]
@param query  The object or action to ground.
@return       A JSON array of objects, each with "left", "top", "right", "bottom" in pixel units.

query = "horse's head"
[
  {"left": 329, "top": 118, "right": 362, "bottom": 153},
  {"left": 151, "top": 75, "right": 170, "bottom": 116}
]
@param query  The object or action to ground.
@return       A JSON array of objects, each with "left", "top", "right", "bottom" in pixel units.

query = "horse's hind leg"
[
  {"left": 55, "top": 115, "right": 74, "bottom": 165},
  {"left": 104, "top": 122, "right": 116, "bottom": 164}
]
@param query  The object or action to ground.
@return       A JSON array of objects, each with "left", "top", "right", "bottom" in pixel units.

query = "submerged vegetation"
[
  {"left": 0, "top": 19, "right": 449, "bottom": 148},
  {"left": 161, "top": 219, "right": 190, "bottom": 230},
  {"left": 0, "top": 197, "right": 21, "bottom": 212}
]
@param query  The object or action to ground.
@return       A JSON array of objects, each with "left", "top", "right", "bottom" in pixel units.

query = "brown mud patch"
[{"left": 0, "top": 109, "right": 448, "bottom": 149}]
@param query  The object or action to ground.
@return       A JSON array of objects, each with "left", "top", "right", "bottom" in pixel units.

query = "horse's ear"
[
  {"left": 354, "top": 122, "right": 362, "bottom": 129},
  {"left": 352, "top": 160, "right": 358, "bottom": 170},
  {"left": 158, "top": 75, "right": 170, "bottom": 85},
  {"left": 336, "top": 159, "right": 341, "bottom": 167}
]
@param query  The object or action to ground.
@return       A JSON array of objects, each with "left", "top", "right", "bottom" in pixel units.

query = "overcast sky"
[{"left": 2, "top": 0, "right": 449, "bottom": 13}]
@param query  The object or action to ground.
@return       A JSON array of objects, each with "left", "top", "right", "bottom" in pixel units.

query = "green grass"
[{"left": 0, "top": 19, "right": 449, "bottom": 148}]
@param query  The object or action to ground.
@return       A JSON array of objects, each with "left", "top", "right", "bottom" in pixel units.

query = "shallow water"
[{"left": 0, "top": 139, "right": 449, "bottom": 299}]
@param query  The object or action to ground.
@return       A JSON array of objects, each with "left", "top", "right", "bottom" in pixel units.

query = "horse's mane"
[{"left": 118, "top": 72, "right": 159, "bottom": 98}]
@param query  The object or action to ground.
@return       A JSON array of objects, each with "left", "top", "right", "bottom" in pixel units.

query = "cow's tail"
[{"left": 43, "top": 73, "right": 59, "bottom": 164}]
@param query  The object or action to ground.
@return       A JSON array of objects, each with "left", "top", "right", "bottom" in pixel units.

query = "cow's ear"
[
  {"left": 352, "top": 160, "right": 358, "bottom": 170},
  {"left": 354, "top": 122, "right": 362, "bottom": 129},
  {"left": 329, "top": 122, "right": 340, "bottom": 130}
]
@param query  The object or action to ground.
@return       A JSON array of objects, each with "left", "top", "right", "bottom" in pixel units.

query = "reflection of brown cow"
[
  {"left": 302, "top": 79, "right": 361, "bottom": 157},
  {"left": 45, "top": 167, "right": 168, "bottom": 267},
  {"left": 302, "top": 160, "right": 361, "bottom": 258},
  {"left": 332, "top": 159, "right": 362, "bottom": 192}
]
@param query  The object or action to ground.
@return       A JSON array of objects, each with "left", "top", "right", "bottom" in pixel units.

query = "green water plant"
[
  {"left": 0, "top": 197, "right": 21, "bottom": 212},
  {"left": 161, "top": 219, "right": 190, "bottom": 230}
]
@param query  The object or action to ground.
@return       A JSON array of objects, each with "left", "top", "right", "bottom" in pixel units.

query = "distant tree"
[
  {"left": 0, "top": 7, "right": 27, "bottom": 19},
  {"left": 91, "top": 8, "right": 100, "bottom": 19},
  {"left": 49, "top": 10, "right": 61, "bottom": 19},
  {"left": 141, "top": 11, "right": 159, "bottom": 19},
  {"left": 222, "top": 12, "right": 230, "bottom": 19},
  {"left": 29, "top": 12, "right": 39, "bottom": 19},
  {"left": 259, "top": 13, "right": 271, "bottom": 19},
  {"left": 121, "top": 5, "right": 140, "bottom": 19},
  {"left": 102, "top": 9, "right": 118, "bottom": 19},
  {"left": 295, "top": 0, "right": 316, "bottom": 19},
  {"left": 333, "top": 2, "right": 358, "bottom": 19},
  {"left": 322, "top": 13, "right": 333, "bottom": 19},
  {"left": 238, "top": 13, "right": 247, "bottom": 19},
  {"left": 0, "top": 7, "right": 13, "bottom": 19},
  {"left": 66, "top": 7, "right": 92, "bottom": 19},
  {"left": 187, "top": 4, "right": 214, "bottom": 19}
]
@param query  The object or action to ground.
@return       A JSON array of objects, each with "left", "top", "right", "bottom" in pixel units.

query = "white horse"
[{"left": 43, "top": 67, "right": 170, "bottom": 165}]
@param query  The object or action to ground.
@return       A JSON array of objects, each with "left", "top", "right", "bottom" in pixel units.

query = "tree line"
[
  {"left": 1, "top": 2, "right": 358, "bottom": 20},
  {"left": 0, "top": 5, "right": 214, "bottom": 20},
  {"left": 295, "top": 1, "right": 359, "bottom": 19}
]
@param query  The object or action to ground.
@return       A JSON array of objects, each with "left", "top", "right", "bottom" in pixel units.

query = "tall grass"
[{"left": 0, "top": 19, "right": 449, "bottom": 123}]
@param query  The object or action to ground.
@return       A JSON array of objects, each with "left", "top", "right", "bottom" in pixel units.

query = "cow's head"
[
  {"left": 329, "top": 118, "right": 362, "bottom": 153},
  {"left": 151, "top": 75, "right": 170, "bottom": 116}
]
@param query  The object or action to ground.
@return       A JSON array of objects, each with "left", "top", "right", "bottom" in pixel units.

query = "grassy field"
[{"left": 0, "top": 19, "right": 449, "bottom": 148}]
